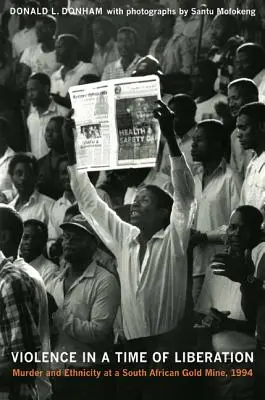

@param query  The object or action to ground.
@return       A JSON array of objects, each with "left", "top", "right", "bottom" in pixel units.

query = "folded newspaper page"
[{"left": 68, "top": 75, "right": 161, "bottom": 171}]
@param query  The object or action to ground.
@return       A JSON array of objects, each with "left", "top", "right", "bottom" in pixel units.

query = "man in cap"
[{"left": 47, "top": 214, "right": 120, "bottom": 399}]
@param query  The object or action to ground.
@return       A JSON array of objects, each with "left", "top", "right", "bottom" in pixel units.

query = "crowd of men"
[{"left": 1, "top": 0, "right": 265, "bottom": 399}]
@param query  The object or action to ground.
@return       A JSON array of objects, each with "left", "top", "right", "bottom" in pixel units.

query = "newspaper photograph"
[{"left": 69, "top": 75, "right": 161, "bottom": 171}]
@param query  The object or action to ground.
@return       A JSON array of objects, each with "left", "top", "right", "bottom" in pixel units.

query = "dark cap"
[
  {"left": 60, "top": 214, "right": 99, "bottom": 241},
  {"left": 131, "top": 55, "right": 164, "bottom": 77}
]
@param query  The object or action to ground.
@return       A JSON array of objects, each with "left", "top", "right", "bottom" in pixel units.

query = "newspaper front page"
[{"left": 69, "top": 75, "right": 161, "bottom": 171}]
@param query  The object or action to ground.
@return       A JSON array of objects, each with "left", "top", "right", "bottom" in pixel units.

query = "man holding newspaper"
[{"left": 62, "top": 100, "right": 196, "bottom": 398}]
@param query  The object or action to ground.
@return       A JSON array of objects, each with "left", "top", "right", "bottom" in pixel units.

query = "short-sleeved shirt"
[{"left": 51, "top": 61, "right": 98, "bottom": 97}]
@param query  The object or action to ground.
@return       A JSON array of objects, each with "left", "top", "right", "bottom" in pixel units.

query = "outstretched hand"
[
  {"left": 154, "top": 100, "right": 175, "bottom": 140},
  {"left": 154, "top": 100, "right": 181, "bottom": 157}
]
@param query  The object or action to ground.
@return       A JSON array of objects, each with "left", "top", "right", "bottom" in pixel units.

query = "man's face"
[
  {"left": 92, "top": 22, "right": 109, "bottom": 47},
  {"left": 55, "top": 38, "right": 69, "bottom": 64},
  {"left": 62, "top": 226, "right": 97, "bottom": 263},
  {"left": 130, "top": 188, "right": 161, "bottom": 229},
  {"left": 226, "top": 211, "right": 251, "bottom": 254},
  {"left": 117, "top": 32, "right": 136, "bottom": 59},
  {"left": 210, "top": 17, "right": 226, "bottom": 47},
  {"left": 36, "top": 20, "right": 52, "bottom": 43},
  {"left": 58, "top": 160, "right": 71, "bottom": 192},
  {"left": 11, "top": 163, "right": 36, "bottom": 195},
  {"left": 234, "top": 51, "right": 253, "bottom": 79},
  {"left": 45, "top": 120, "right": 63, "bottom": 150},
  {"left": 236, "top": 114, "right": 257, "bottom": 150},
  {"left": 20, "top": 225, "right": 44, "bottom": 262},
  {"left": 27, "top": 79, "right": 47, "bottom": 106},
  {"left": 191, "top": 127, "right": 209, "bottom": 162},
  {"left": 228, "top": 86, "right": 245, "bottom": 118}
]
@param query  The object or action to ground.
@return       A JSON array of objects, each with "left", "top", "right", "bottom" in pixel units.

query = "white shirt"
[
  {"left": 51, "top": 61, "right": 98, "bottom": 97},
  {"left": 69, "top": 156, "right": 196, "bottom": 339},
  {"left": 27, "top": 98, "right": 68, "bottom": 159},
  {"left": 253, "top": 68, "right": 265, "bottom": 102},
  {"left": 240, "top": 151, "right": 265, "bottom": 212},
  {"left": 124, "top": 169, "right": 173, "bottom": 205},
  {"left": 196, "top": 265, "right": 256, "bottom": 352},
  {"left": 195, "top": 93, "right": 227, "bottom": 122},
  {"left": 92, "top": 39, "right": 120, "bottom": 77},
  {"left": 47, "top": 261, "right": 120, "bottom": 367},
  {"left": 9, "top": 190, "right": 55, "bottom": 225},
  {"left": 13, "top": 256, "right": 51, "bottom": 400},
  {"left": 193, "top": 159, "right": 241, "bottom": 277},
  {"left": 0, "top": 147, "right": 15, "bottom": 193},
  {"left": 30, "top": 254, "right": 59, "bottom": 287},
  {"left": 101, "top": 55, "right": 141, "bottom": 81},
  {"left": 20, "top": 43, "right": 58, "bottom": 76},
  {"left": 12, "top": 27, "right": 37, "bottom": 59}
]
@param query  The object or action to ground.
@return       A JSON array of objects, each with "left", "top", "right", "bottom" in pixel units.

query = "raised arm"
[
  {"left": 63, "top": 113, "right": 134, "bottom": 257},
  {"left": 154, "top": 101, "right": 196, "bottom": 255}
]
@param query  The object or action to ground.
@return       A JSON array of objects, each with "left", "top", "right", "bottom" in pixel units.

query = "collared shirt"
[
  {"left": 230, "top": 128, "right": 253, "bottom": 182},
  {"left": 9, "top": 190, "right": 55, "bottom": 225},
  {"left": 12, "top": 26, "right": 37, "bottom": 59},
  {"left": 47, "top": 261, "right": 120, "bottom": 367},
  {"left": 149, "top": 34, "right": 193, "bottom": 75},
  {"left": 20, "top": 43, "right": 58, "bottom": 76},
  {"left": 124, "top": 168, "right": 173, "bottom": 205},
  {"left": 0, "top": 146, "right": 15, "bottom": 192},
  {"left": 196, "top": 263, "right": 256, "bottom": 352},
  {"left": 69, "top": 156, "right": 196, "bottom": 340},
  {"left": 14, "top": 257, "right": 51, "bottom": 400},
  {"left": 92, "top": 39, "right": 120, "bottom": 77},
  {"left": 193, "top": 159, "right": 241, "bottom": 277},
  {"left": 101, "top": 55, "right": 141, "bottom": 81},
  {"left": 27, "top": 98, "right": 68, "bottom": 159},
  {"left": 255, "top": 69, "right": 265, "bottom": 103},
  {"left": 30, "top": 254, "right": 59, "bottom": 287},
  {"left": 240, "top": 151, "right": 265, "bottom": 212},
  {"left": 195, "top": 93, "right": 227, "bottom": 122},
  {"left": 159, "top": 126, "right": 197, "bottom": 176},
  {"left": 0, "top": 254, "right": 40, "bottom": 399},
  {"left": 51, "top": 61, "right": 98, "bottom": 97}
]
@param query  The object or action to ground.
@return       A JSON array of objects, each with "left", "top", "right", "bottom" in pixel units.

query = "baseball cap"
[
  {"left": 60, "top": 214, "right": 99, "bottom": 241},
  {"left": 131, "top": 55, "right": 164, "bottom": 77}
]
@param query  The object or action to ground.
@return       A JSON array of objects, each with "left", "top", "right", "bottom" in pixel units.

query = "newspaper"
[{"left": 68, "top": 75, "right": 161, "bottom": 171}]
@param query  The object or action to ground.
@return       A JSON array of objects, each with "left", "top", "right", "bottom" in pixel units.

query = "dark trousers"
[{"left": 115, "top": 323, "right": 196, "bottom": 400}]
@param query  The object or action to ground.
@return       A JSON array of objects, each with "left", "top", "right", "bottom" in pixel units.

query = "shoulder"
[
  {"left": 38, "top": 192, "right": 56, "bottom": 205},
  {"left": 94, "top": 264, "right": 119, "bottom": 289}
]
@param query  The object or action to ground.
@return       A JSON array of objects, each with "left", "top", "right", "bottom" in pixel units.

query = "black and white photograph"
[{"left": 1, "top": 0, "right": 265, "bottom": 400}]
